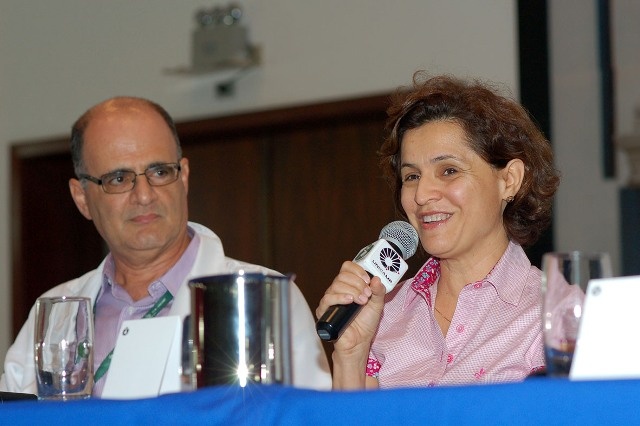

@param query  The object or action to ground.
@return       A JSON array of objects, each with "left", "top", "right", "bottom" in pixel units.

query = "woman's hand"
[{"left": 316, "top": 261, "right": 387, "bottom": 389}]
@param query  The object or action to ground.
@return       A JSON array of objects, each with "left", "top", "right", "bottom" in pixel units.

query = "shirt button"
[
  {"left": 447, "top": 354, "right": 454, "bottom": 364},
  {"left": 473, "top": 282, "right": 482, "bottom": 289},
  {"left": 456, "top": 324, "right": 465, "bottom": 333}
]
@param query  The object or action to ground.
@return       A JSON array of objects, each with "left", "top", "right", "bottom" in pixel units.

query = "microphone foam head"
[{"left": 379, "top": 221, "right": 419, "bottom": 260}]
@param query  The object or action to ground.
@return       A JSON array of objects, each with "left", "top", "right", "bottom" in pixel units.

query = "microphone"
[{"left": 316, "top": 221, "right": 419, "bottom": 342}]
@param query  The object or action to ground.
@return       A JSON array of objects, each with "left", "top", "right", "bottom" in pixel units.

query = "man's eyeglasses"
[{"left": 79, "top": 163, "right": 182, "bottom": 194}]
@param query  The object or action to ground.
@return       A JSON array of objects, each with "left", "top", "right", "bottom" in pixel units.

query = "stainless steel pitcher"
[{"left": 183, "top": 272, "right": 292, "bottom": 388}]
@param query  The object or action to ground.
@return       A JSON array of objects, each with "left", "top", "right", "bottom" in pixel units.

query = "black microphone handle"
[
  {"left": 316, "top": 270, "right": 375, "bottom": 342},
  {"left": 316, "top": 302, "right": 363, "bottom": 342}
]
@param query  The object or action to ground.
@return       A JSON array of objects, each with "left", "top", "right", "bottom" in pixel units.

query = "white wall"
[
  {"left": 0, "top": 1, "right": 519, "bottom": 359},
  {"left": 612, "top": 1, "right": 640, "bottom": 136},
  {"left": 549, "top": 1, "right": 640, "bottom": 275},
  {"left": 548, "top": 1, "right": 619, "bottom": 261}
]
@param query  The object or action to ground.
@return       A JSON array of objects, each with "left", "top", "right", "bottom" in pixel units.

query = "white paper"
[
  {"left": 570, "top": 275, "right": 640, "bottom": 380},
  {"left": 102, "top": 315, "right": 182, "bottom": 399}
]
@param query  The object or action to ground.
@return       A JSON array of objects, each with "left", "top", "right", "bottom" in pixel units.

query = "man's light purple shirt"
[{"left": 92, "top": 229, "right": 200, "bottom": 397}]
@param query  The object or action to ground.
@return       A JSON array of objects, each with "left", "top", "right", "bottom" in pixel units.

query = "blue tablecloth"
[{"left": 1, "top": 378, "right": 638, "bottom": 425}]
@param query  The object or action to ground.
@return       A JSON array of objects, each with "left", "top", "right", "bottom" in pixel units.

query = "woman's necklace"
[{"left": 434, "top": 306, "right": 452, "bottom": 323}]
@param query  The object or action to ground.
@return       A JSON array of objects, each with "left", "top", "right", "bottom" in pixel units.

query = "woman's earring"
[{"left": 505, "top": 196, "right": 514, "bottom": 203}]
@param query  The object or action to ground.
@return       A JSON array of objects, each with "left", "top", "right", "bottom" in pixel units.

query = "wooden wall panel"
[
  {"left": 269, "top": 121, "right": 397, "bottom": 310},
  {"left": 12, "top": 149, "right": 104, "bottom": 337},
  {"left": 183, "top": 138, "right": 267, "bottom": 266}
]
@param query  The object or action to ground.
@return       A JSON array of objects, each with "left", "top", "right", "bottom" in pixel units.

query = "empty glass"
[
  {"left": 541, "top": 252, "right": 612, "bottom": 377},
  {"left": 34, "top": 296, "right": 94, "bottom": 400}
]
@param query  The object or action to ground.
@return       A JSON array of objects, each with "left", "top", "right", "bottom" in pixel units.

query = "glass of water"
[
  {"left": 541, "top": 252, "right": 612, "bottom": 377},
  {"left": 34, "top": 296, "right": 94, "bottom": 400}
]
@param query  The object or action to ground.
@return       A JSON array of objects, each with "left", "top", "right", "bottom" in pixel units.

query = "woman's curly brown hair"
[{"left": 379, "top": 72, "right": 560, "bottom": 247}]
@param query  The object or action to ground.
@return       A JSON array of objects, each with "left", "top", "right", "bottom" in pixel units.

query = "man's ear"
[
  {"left": 69, "top": 178, "right": 93, "bottom": 220},
  {"left": 502, "top": 158, "right": 525, "bottom": 200},
  {"left": 179, "top": 157, "right": 189, "bottom": 195}
]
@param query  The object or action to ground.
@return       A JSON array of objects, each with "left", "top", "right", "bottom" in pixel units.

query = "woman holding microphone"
[{"left": 316, "top": 73, "right": 560, "bottom": 389}]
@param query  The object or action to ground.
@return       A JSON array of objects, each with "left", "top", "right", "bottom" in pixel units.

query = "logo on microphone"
[{"left": 379, "top": 247, "right": 401, "bottom": 273}]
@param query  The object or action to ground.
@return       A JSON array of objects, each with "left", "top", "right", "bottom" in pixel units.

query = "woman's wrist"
[{"left": 331, "top": 346, "right": 369, "bottom": 390}]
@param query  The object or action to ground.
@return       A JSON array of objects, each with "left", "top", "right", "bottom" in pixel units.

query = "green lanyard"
[{"left": 93, "top": 290, "right": 174, "bottom": 383}]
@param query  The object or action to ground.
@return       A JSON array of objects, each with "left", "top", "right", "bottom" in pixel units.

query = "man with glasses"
[{"left": 0, "top": 97, "right": 332, "bottom": 396}]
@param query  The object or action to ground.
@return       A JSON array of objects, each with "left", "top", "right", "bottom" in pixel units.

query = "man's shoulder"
[{"left": 189, "top": 221, "right": 306, "bottom": 299}]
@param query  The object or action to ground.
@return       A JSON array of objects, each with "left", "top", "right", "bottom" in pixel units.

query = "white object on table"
[
  {"left": 570, "top": 275, "right": 640, "bottom": 380},
  {"left": 102, "top": 315, "right": 182, "bottom": 399}
]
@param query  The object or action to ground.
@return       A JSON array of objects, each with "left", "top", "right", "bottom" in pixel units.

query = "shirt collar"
[
  {"left": 406, "top": 240, "right": 530, "bottom": 307},
  {"left": 484, "top": 240, "right": 531, "bottom": 305},
  {"left": 100, "top": 225, "right": 201, "bottom": 299},
  {"left": 405, "top": 257, "right": 440, "bottom": 308}
]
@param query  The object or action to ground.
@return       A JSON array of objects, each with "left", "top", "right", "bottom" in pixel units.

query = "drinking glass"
[
  {"left": 34, "top": 296, "right": 94, "bottom": 400},
  {"left": 541, "top": 251, "right": 612, "bottom": 377}
]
